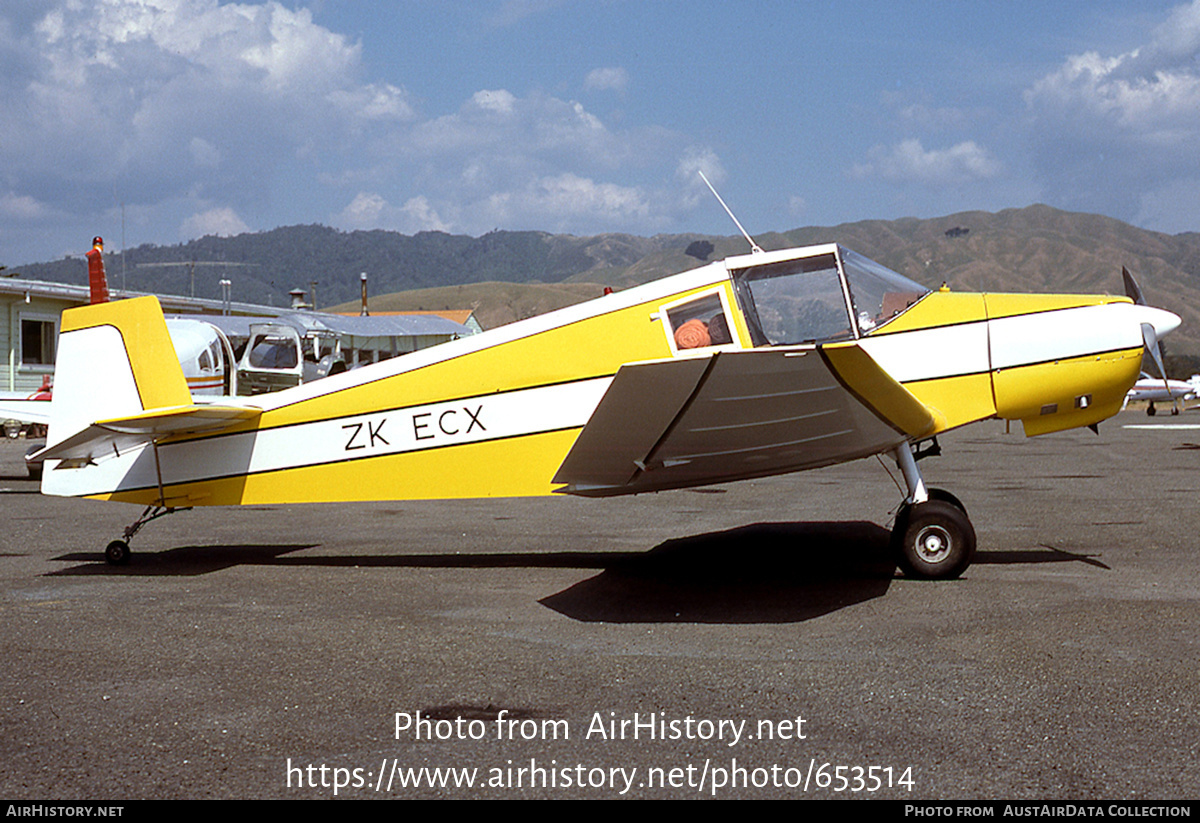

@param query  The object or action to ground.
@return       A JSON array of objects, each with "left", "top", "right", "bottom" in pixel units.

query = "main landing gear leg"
[{"left": 890, "top": 443, "right": 975, "bottom": 579}]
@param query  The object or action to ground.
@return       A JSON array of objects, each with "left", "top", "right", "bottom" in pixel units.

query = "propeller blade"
[
  {"left": 1127, "top": 268, "right": 1171, "bottom": 386},
  {"left": 1141, "top": 322, "right": 1170, "bottom": 388},
  {"left": 1123, "top": 266, "right": 1147, "bottom": 306}
]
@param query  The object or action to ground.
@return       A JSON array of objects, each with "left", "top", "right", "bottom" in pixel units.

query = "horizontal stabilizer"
[{"left": 34, "top": 404, "right": 261, "bottom": 463}]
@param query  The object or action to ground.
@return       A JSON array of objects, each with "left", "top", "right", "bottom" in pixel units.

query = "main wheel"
[
  {"left": 24, "top": 445, "right": 43, "bottom": 481},
  {"left": 105, "top": 540, "right": 131, "bottom": 566},
  {"left": 926, "top": 487, "right": 967, "bottom": 517},
  {"left": 892, "top": 499, "right": 975, "bottom": 580}
]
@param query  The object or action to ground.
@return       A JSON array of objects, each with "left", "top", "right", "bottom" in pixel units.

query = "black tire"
[
  {"left": 24, "top": 444, "right": 43, "bottom": 481},
  {"left": 926, "top": 487, "right": 967, "bottom": 517},
  {"left": 892, "top": 499, "right": 975, "bottom": 580},
  {"left": 105, "top": 540, "right": 131, "bottom": 566}
]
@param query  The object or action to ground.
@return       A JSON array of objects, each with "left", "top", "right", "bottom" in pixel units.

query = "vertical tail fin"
[{"left": 47, "top": 296, "right": 189, "bottom": 449}]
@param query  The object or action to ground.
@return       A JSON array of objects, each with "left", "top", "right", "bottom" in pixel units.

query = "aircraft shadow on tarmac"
[
  {"left": 540, "top": 522, "right": 897, "bottom": 623},
  {"left": 536, "top": 529, "right": 1103, "bottom": 622},
  {"left": 46, "top": 523, "right": 1109, "bottom": 621}
]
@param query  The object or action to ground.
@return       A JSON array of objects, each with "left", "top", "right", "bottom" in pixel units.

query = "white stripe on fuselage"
[
  {"left": 860, "top": 302, "right": 1143, "bottom": 386},
  {"left": 858, "top": 322, "right": 990, "bottom": 383},
  {"left": 988, "top": 303, "right": 1142, "bottom": 370},
  {"left": 54, "top": 377, "right": 616, "bottom": 497}
]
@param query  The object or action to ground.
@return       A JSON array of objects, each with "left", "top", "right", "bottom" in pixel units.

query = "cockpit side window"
[
  {"left": 732, "top": 253, "right": 853, "bottom": 346},
  {"left": 664, "top": 292, "right": 735, "bottom": 351}
]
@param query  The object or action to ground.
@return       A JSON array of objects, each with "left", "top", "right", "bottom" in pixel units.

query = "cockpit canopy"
[{"left": 730, "top": 245, "right": 929, "bottom": 346}]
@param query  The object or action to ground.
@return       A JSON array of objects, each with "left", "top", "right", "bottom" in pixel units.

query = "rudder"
[{"left": 47, "top": 296, "right": 190, "bottom": 449}]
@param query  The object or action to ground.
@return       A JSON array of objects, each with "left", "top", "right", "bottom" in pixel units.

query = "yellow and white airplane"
[{"left": 34, "top": 243, "right": 1179, "bottom": 577}]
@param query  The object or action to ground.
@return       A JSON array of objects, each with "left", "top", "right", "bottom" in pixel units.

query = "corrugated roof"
[
  {"left": 0, "top": 277, "right": 285, "bottom": 318},
  {"left": 171, "top": 311, "right": 469, "bottom": 340},
  {"left": 302, "top": 312, "right": 468, "bottom": 337},
  {"left": 1, "top": 279, "right": 472, "bottom": 339}
]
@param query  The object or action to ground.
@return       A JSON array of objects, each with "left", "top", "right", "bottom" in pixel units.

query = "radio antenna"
[{"left": 698, "top": 170, "right": 762, "bottom": 254}]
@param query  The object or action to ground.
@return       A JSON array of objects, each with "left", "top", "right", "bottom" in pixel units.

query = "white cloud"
[
  {"left": 400, "top": 196, "right": 451, "bottom": 233},
  {"left": 333, "top": 192, "right": 451, "bottom": 234},
  {"left": 485, "top": 0, "right": 564, "bottom": 29},
  {"left": 675, "top": 146, "right": 727, "bottom": 208},
  {"left": 337, "top": 192, "right": 389, "bottom": 228},
  {"left": 328, "top": 83, "right": 416, "bottom": 122},
  {"left": 395, "top": 90, "right": 685, "bottom": 233},
  {"left": 584, "top": 67, "right": 628, "bottom": 92},
  {"left": 0, "top": 1, "right": 730, "bottom": 261},
  {"left": 895, "top": 103, "right": 971, "bottom": 132},
  {"left": 852, "top": 139, "right": 1000, "bottom": 186},
  {"left": 1023, "top": 0, "right": 1200, "bottom": 225},
  {"left": 471, "top": 89, "right": 517, "bottom": 115},
  {"left": 676, "top": 146, "right": 725, "bottom": 186},
  {"left": 189, "top": 137, "right": 222, "bottom": 168},
  {"left": 0, "top": 0, "right": 414, "bottom": 218},
  {"left": 496, "top": 173, "right": 649, "bottom": 224},
  {"left": 0, "top": 192, "right": 52, "bottom": 220},
  {"left": 180, "top": 207, "right": 250, "bottom": 239},
  {"left": 409, "top": 90, "right": 623, "bottom": 166}
]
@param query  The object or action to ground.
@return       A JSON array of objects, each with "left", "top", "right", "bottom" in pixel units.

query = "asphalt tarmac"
[{"left": 1, "top": 411, "right": 1197, "bottom": 799}]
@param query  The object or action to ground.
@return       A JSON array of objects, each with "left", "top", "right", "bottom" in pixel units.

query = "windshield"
[
  {"left": 732, "top": 248, "right": 930, "bottom": 345},
  {"left": 247, "top": 334, "right": 299, "bottom": 369},
  {"left": 733, "top": 253, "right": 853, "bottom": 345},
  {"left": 841, "top": 249, "right": 929, "bottom": 333}
]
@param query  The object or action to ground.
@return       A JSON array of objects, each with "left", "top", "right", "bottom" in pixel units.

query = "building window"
[{"left": 21, "top": 317, "right": 57, "bottom": 366}]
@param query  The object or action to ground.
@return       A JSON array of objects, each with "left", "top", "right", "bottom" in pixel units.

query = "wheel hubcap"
[{"left": 914, "top": 525, "right": 952, "bottom": 564}]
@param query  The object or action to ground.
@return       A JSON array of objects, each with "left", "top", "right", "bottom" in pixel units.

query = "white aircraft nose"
[{"left": 1131, "top": 304, "right": 1181, "bottom": 340}]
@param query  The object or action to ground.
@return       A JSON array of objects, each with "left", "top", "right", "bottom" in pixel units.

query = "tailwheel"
[
  {"left": 105, "top": 540, "right": 131, "bottom": 566},
  {"left": 892, "top": 499, "right": 975, "bottom": 580},
  {"left": 104, "top": 504, "right": 192, "bottom": 566}
]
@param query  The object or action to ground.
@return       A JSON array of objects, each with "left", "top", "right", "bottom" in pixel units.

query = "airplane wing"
[
  {"left": 33, "top": 404, "right": 261, "bottom": 463},
  {"left": 0, "top": 399, "right": 51, "bottom": 425},
  {"left": 553, "top": 344, "right": 938, "bottom": 496}
]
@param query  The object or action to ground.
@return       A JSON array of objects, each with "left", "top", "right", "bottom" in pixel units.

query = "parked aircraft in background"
[
  {"left": 0, "top": 379, "right": 53, "bottom": 477},
  {"left": 0, "top": 378, "right": 52, "bottom": 437},
  {"left": 1123, "top": 372, "right": 1195, "bottom": 416},
  {"left": 165, "top": 318, "right": 240, "bottom": 397},
  {"left": 33, "top": 243, "right": 1179, "bottom": 579}
]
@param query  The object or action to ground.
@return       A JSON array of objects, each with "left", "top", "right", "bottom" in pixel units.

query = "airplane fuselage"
[{"left": 42, "top": 244, "right": 1174, "bottom": 507}]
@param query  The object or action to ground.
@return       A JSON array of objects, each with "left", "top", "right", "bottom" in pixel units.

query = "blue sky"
[{"left": 3, "top": 0, "right": 1199, "bottom": 266}]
